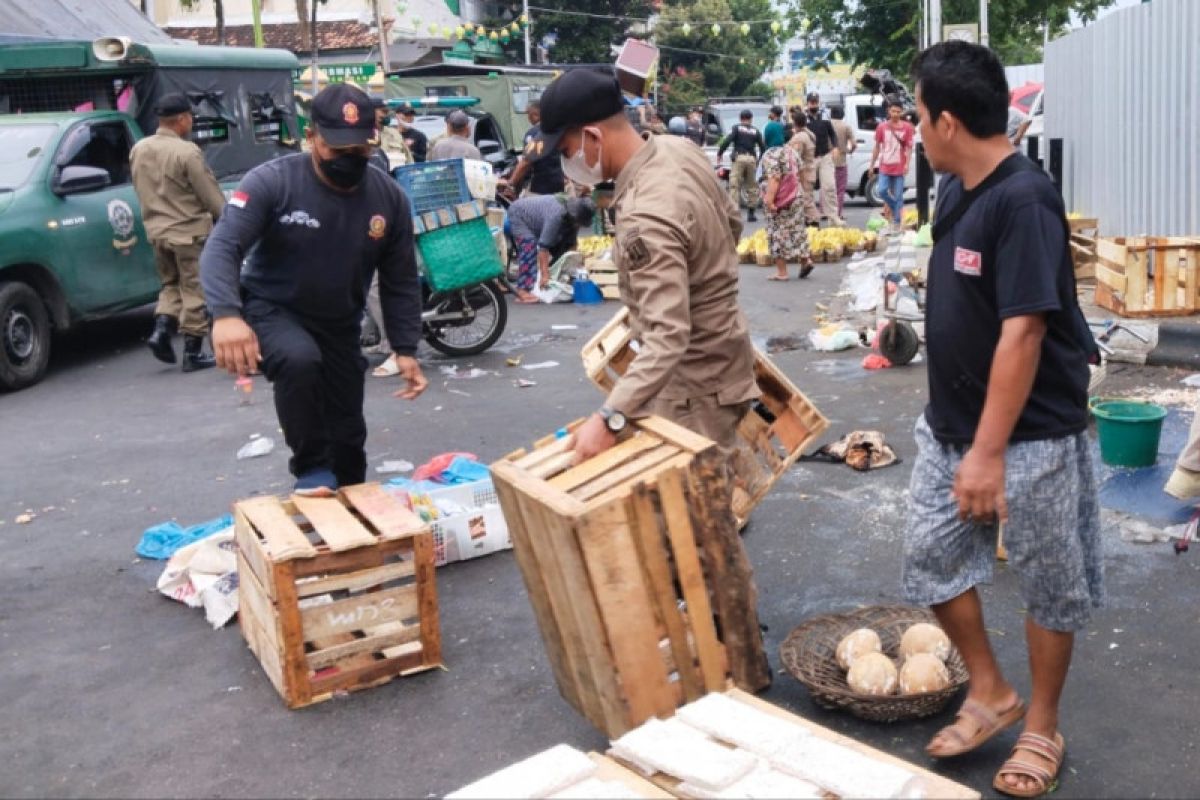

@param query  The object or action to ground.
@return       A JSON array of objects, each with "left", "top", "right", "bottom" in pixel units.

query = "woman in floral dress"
[{"left": 761, "top": 140, "right": 813, "bottom": 280}]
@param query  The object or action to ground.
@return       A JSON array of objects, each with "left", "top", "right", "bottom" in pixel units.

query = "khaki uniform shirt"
[
  {"left": 129, "top": 127, "right": 225, "bottom": 246},
  {"left": 790, "top": 129, "right": 817, "bottom": 180},
  {"left": 607, "top": 134, "right": 759, "bottom": 417},
  {"left": 379, "top": 125, "right": 412, "bottom": 170},
  {"left": 831, "top": 119, "right": 855, "bottom": 168}
]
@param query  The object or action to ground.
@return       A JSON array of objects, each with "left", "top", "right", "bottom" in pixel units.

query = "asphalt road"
[{"left": 3, "top": 206, "right": 1199, "bottom": 798}]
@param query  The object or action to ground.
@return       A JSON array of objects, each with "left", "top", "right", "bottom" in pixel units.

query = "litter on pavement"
[
  {"left": 375, "top": 459, "right": 415, "bottom": 474},
  {"left": 236, "top": 436, "right": 274, "bottom": 460},
  {"left": 522, "top": 360, "right": 560, "bottom": 370},
  {"left": 156, "top": 528, "right": 239, "bottom": 629},
  {"left": 136, "top": 514, "right": 233, "bottom": 560}
]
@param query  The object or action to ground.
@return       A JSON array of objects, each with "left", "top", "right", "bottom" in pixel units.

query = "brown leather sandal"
[
  {"left": 926, "top": 696, "right": 1026, "bottom": 758},
  {"left": 993, "top": 731, "right": 1065, "bottom": 798}
]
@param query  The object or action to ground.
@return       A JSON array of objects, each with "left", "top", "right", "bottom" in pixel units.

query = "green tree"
[
  {"left": 655, "top": 0, "right": 784, "bottom": 104},
  {"left": 791, "top": 0, "right": 1114, "bottom": 79},
  {"left": 514, "top": 0, "right": 654, "bottom": 64}
]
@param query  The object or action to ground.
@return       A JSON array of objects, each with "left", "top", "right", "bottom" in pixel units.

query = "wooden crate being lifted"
[
  {"left": 1095, "top": 236, "right": 1200, "bottom": 317},
  {"left": 489, "top": 416, "right": 771, "bottom": 738},
  {"left": 580, "top": 307, "right": 829, "bottom": 525},
  {"left": 235, "top": 484, "right": 442, "bottom": 708}
]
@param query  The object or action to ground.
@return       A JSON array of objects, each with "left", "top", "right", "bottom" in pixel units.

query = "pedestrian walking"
[
  {"left": 200, "top": 83, "right": 427, "bottom": 497},
  {"left": 790, "top": 110, "right": 819, "bottom": 225},
  {"left": 506, "top": 101, "right": 566, "bottom": 196},
  {"left": 129, "top": 92, "right": 225, "bottom": 372},
  {"left": 506, "top": 194, "right": 595, "bottom": 303},
  {"left": 429, "top": 109, "right": 481, "bottom": 161},
  {"left": 396, "top": 103, "right": 428, "bottom": 163},
  {"left": 716, "top": 110, "right": 764, "bottom": 222},
  {"left": 805, "top": 93, "right": 845, "bottom": 226},
  {"left": 870, "top": 97, "right": 915, "bottom": 233},
  {"left": 763, "top": 105, "right": 787, "bottom": 149},
  {"left": 526, "top": 68, "right": 760, "bottom": 472},
  {"left": 760, "top": 141, "right": 812, "bottom": 281},
  {"left": 683, "top": 107, "right": 705, "bottom": 146},
  {"left": 903, "top": 41, "right": 1102, "bottom": 799},
  {"left": 829, "top": 106, "right": 856, "bottom": 220}
]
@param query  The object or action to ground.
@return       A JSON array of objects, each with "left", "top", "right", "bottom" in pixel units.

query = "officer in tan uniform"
[
  {"left": 529, "top": 69, "right": 759, "bottom": 463},
  {"left": 130, "top": 93, "right": 226, "bottom": 371}
]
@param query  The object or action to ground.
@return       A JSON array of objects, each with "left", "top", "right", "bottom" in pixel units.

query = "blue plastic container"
[
  {"left": 573, "top": 279, "right": 604, "bottom": 304},
  {"left": 393, "top": 159, "right": 472, "bottom": 215}
]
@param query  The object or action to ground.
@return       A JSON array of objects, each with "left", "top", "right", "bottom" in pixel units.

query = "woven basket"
[{"left": 779, "top": 605, "right": 968, "bottom": 723}]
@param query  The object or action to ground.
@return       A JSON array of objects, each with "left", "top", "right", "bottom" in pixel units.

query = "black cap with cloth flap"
[
  {"left": 154, "top": 92, "right": 192, "bottom": 117},
  {"left": 527, "top": 68, "right": 625, "bottom": 162},
  {"left": 310, "top": 83, "right": 378, "bottom": 147}
]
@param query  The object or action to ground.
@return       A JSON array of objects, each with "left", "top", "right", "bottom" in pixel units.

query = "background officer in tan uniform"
[
  {"left": 130, "top": 92, "right": 225, "bottom": 371},
  {"left": 529, "top": 69, "right": 759, "bottom": 463}
]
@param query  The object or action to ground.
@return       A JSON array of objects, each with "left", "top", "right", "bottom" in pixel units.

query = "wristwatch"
[{"left": 598, "top": 405, "right": 627, "bottom": 434}]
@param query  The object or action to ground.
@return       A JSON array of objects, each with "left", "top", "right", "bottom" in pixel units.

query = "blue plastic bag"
[
  {"left": 441, "top": 455, "right": 491, "bottom": 485},
  {"left": 136, "top": 514, "right": 233, "bottom": 560}
]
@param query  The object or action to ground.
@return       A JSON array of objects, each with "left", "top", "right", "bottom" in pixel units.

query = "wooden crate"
[
  {"left": 1068, "top": 217, "right": 1099, "bottom": 282},
  {"left": 235, "top": 484, "right": 442, "bottom": 708},
  {"left": 585, "top": 256, "right": 621, "bottom": 301},
  {"left": 1095, "top": 236, "right": 1200, "bottom": 317},
  {"left": 609, "top": 688, "right": 981, "bottom": 799},
  {"left": 489, "top": 416, "right": 770, "bottom": 737},
  {"left": 580, "top": 307, "right": 830, "bottom": 525}
]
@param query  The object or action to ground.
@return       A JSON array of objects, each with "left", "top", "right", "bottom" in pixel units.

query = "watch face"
[{"left": 607, "top": 411, "right": 627, "bottom": 432}]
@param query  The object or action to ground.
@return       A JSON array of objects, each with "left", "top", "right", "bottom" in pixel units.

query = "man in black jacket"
[
  {"left": 716, "top": 110, "right": 765, "bottom": 222},
  {"left": 200, "top": 84, "right": 428, "bottom": 497}
]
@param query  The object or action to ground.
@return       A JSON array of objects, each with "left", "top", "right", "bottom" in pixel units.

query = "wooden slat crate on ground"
[
  {"left": 585, "top": 257, "right": 621, "bottom": 300},
  {"left": 1068, "top": 217, "right": 1099, "bottom": 282},
  {"left": 580, "top": 307, "right": 829, "bottom": 525},
  {"left": 490, "top": 416, "right": 770, "bottom": 737},
  {"left": 235, "top": 483, "right": 442, "bottom": 708},
  {"left": 1095, "top": 236, "right": 1200, "bottom": 317},
  {"left": 609, "top": 688, "right": 980, "bottom": 799}
]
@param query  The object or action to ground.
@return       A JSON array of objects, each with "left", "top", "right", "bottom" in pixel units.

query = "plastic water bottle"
[{"left": 235, "top": 376, "right": 253, "bottom": 406}]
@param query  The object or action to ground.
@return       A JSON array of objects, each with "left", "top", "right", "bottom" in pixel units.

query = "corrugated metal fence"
[{"left": 1046, "top": 0, "right": 1198, "bottom": 237}]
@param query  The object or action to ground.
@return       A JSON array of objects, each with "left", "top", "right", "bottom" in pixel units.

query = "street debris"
[
  {"left": 765, "top": 335, "right": 807, "bottom": 355},
  {"left": 805, "top": 431, "right": 900, "bottom": 472},
  {"left": 447, "top": 388, "right": 472, "bottom": 397},
  {"left": 136, "top": 514, "right": 233, "bottom": 560},
  {"left": 440, "top": 366, "right": 495, "bottom": 380},
  {"left": 862, "top": 354, "right": 892, "bottom": 370},
  {"left": 375, "top": 459, "right": 415, "bottom": 475},
  {"left": 155, "top": 528, "right": 239, "bottom": 629},
  {"left": 506, "top": 356, "right": 523, "bottom": 367},
  {"left": 551, "top": 324, "right": 579, "bottom": 330},
  {"left": 808, "top": 324, "right": 860, "bottom": 352},
  {"left": 1182, "top": 374, "right": 1200, "bottom": 388},
  {"left": 522, "top": 360, "right": 560, "bottom": 370},
  {"left": 15, "top": 513, "right": 34, "bottom": 524},
  {"left": 515, "top": 379, "right": 537, "bottom": 388},
  {"left": 236, "top": 436, "right": 275, "bottom": 460}
]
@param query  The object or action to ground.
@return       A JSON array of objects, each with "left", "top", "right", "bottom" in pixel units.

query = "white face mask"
[{"left": 561, "top": 129, "right": 604, "bottom": 186}]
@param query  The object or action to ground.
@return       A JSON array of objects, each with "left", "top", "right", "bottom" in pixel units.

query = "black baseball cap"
[
  {"left": 806, "top": 91, "right": 820, "bottom": 102},
  {"left": 397, "top": 102, "right": 416, "bottom": 115},
  {"left": 528, "top": 68, "right": 624, "bottom": 162},
  {"left": 310, "top": 83, "right": 378, "bottom": 147},
  {"left": 154, "top": 92, "right": 191, "bottom": 117}
]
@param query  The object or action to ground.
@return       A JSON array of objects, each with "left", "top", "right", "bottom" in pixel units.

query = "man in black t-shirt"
[
  {"left": 507, "top": 101, "right": 566, "bottom": 196},
  {"left": 201, "top": 84, "right": 428, "bottom": 497},
  {"left": 901, "top": 42, "right": 1100, "bottom": 798}
]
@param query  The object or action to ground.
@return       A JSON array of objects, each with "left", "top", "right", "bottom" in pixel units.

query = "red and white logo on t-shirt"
[
  {"left": 229, "top": 190, "right": 249, "bottom": 209},
  {"left": 954, "top": 246, "right": 982, "bottom": 276}
]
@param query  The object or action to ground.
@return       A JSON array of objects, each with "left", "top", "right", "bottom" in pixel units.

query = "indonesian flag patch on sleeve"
[{"left": 229, "top": 190, "right": 249, "bottom": 209}]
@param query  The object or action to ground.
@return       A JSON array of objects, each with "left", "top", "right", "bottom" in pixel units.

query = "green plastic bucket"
[{"left": 1090, "top": 399, "right": 1168, "bottom": 467}]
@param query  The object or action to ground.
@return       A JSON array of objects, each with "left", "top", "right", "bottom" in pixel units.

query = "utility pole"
[
  {"left": 523, "top": 0, "right": 532, "bottom": 65},
  {"left": 930, "top": 0, "right": 942, "bottom": 44},
  {"left": 372, "top": 0, "right": 389, "bottom": 76},
  {"left": 310, "top": 0, "right": 319, "bottom": 95},
  {"left": 922, "top": 0, "right": 930, "bottom": 48},
  {"left": 980, "top": 0, "right": 989, "bottom": 46},
  {"left": 251, "top": 0, "right": 264, "bottom": 47}
]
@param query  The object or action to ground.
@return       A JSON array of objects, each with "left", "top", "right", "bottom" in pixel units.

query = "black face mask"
[{"left": 318, "top": 152, "right": 369, "bottom": 189}]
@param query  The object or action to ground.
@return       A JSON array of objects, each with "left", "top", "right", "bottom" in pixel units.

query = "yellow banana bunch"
[
  {"left": 577, "top": 235, "right": 615, "bottom": 257},
  {"left": 737, "top": 228, "right": 769, "bottom": 256},
  {"left": 807, "top": 227, "right": 867, "bottom": 253}
]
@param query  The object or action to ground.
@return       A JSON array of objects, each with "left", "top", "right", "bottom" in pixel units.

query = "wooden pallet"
[
  {"left": 489, "top": 416, "right": 770, "bottom": 737},
  {"left": 580, "top": 307, "right": 829, "bottom": 526},
  {"left": 608, "top": 688, "right": 980, "bottom": 799},
  {"left": 1095, "top": 236, "right": 1200, "bottom": 317},
  {"left": 235, "top": 484, "right": 442, "bottom": 708},
  {"left": 585, "top": 257, "right": 622, "bottom": 300}
]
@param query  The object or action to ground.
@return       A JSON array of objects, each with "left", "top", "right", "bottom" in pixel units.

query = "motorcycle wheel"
[{"left": 423, "top": 281, "right": 508, "bottom": 357}]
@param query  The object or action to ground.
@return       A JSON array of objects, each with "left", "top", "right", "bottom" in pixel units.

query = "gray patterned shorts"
[{"left": 903, "top": 414, "right": 1105, "bottom": 632}]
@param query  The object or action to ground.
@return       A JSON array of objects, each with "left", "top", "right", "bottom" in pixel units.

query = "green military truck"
[{"left": 0, "top": 38, "right": 298, "bottom": 391}]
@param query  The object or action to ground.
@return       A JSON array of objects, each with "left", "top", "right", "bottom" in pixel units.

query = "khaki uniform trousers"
[
  {"left": 815, "top": 153, "right": 843, "bottom": 224},
  {"left": 647, "top": 393, "right": 751, "bottom": 458},
  {"left": 800, "top": 168, "right": 819, "bottom": 224},
  {"left": 729, "top": 154, "right": 759, "bottom": 210},
  {"left": 152, "top": 238, "right": 208, "bottom": 337}
]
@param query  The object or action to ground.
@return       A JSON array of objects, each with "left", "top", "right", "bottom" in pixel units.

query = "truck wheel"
[
  {"left": 864, "top": 173, "right": 884, "bottom": 207},
  {"left": 0, "top": 281, "right": 52, "bottom": 391}
]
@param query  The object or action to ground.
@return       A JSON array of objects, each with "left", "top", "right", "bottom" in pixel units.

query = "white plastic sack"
[
  {"left": 533, "top": 279, "right": 574, "bottom": 304},
  {"left": 462, "top": 158, "right": 498, "bottom": 201},
  {"left": 841, "top": 257, "right": 885, "bottom": 312},
  {"left": 808, "top": 325, "right": 860, "bottom": 352},
  {"left": 156, "top": 528, "right": 239, "bottom": 629}
]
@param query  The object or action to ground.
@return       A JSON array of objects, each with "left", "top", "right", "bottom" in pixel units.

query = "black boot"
[
  {"left": 181, "top": 334, "right": 216, "bottom": 373},
  {"left": 747, "top": 209, "right": 758, "bottom": 222},
  {"left": 146, "top": 314, "right": 178, "bottom": 364}
]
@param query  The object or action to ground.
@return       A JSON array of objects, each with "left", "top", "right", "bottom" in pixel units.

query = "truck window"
[
  {"left": 425, "top": 85, "right": 469, "bottom": 98},
  {"left": 58, "top": 121, "right": 135, "bottom": 186},
  {"left": 0, "top": 123, "right": 56, "bottom": 189},
  {"left": 856, "top": 104, "right": 884, "bottom": 131},
  {"left": 512, "top": 85, "right": 544, "bottom": 114}
]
